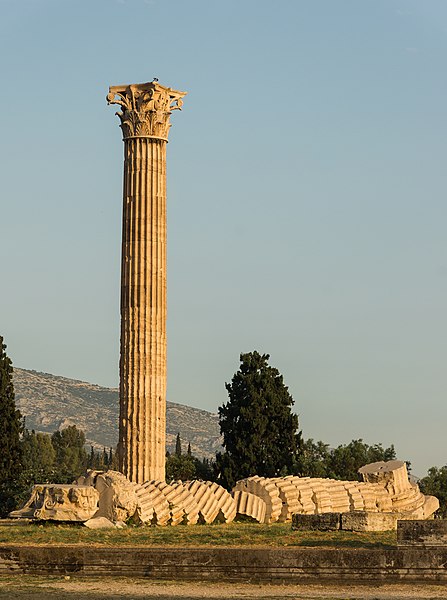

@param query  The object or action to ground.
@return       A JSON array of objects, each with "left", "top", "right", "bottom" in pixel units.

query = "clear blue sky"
[{"left": 1, "top": 0, "right": 446, "bottom": 476}]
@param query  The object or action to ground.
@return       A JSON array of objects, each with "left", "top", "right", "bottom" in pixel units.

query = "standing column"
[{"left": 107, "top": 81, "right": 186, "bottom": 483}]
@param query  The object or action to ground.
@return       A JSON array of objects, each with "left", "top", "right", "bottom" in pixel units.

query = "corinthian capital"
[{"left": 107, "top": 81, "right": 186, "bottom": 141}]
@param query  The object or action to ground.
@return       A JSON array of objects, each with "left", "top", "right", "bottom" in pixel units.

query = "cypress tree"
[
  {"left": 88, "top": 445, "right": 95, "bottom": 468},
  {"left": 175, "top": 432, "right": 182, "bottom": 456},
  {"left": 0, "top": 335, "right": 23, "bottom": 516},
  {"left": 216, "top": 351, "right": 302, "bottom": 489}
]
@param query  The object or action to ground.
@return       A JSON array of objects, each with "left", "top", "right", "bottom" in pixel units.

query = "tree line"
[
  {"left": 3, "top": 422, "right": 118, "bottom": 515},
  {"left": 165, "top": 433, "right": 214, "bottom": 481},
  {"left": 1, "top": 337, "right": 446, "bottom": 517}
]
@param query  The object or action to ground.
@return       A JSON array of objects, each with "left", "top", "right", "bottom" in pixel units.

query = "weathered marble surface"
[
  {"left": 10, "top": 462, "right": 439, "bottom": 527},
  {"left": 108, "top": 81, "right": 186, "bottom": 484},
  {"left": 9, "top": 485, "right": 99, "bottom": 521},
  {"left": 234, "top": 461, "right": 439, "bottom": 525}
]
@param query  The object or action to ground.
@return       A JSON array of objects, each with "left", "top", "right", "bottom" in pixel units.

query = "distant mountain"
[{"left": 13, "top": 368, "right": 222, "bottom": 460}]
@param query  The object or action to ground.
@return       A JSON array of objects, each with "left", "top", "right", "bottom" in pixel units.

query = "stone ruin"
[
  {"left": 233, "top": 461, "right": 438, "bottom": 524},
  {"left": 10, "top": 460, "right": 439, "bottom": 529},
  {"left": 10, "top": 83, "right": 440, "bottom": 533},
  {"left": 96, "top": 82, "right": 440, "bottom": 531}
]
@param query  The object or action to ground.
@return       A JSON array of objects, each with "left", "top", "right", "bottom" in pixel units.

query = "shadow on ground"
[{"left": 297, "top": 538, "right": 395, "bottom": 549}]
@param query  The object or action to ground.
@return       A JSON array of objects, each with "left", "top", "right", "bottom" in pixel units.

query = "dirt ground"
[{"left": 1, "top": 576, "right": 447, "bottom": 600}]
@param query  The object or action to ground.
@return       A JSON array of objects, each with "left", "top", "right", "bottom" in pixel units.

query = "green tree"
[
  {"left": 175, "top": 433, "right": 182, "bottom": 457},
  {"left": 165, "top": 445, "right": 217, "bottom": 482},
  {"left": 51, "top": 425, "right": 88, "bottom": 483},
  {"left": 420, "top": 466, "right": 447, "bottom": 518},
  {"left": 298, "top": 439, "right": 331, "bottom": 478},
  {"left": 109, "top": 446, "right": 119, "bottom": 470},
  {"left": 0, "top": 336, "right": 23, "bottom": 516},
  {"left": 102, "top": 447, "right": 109, "bottom": 468},
  {"left": 21, "top": 430, "right": 55, "bottom": 483},
  {"left": 215, "top": 351, "right": 302, "bottom": 489},
  {"left": 88, "top": 445, "right": 96, "bottom": 469},
  {"left": 194, "top": 456, "right": 215, "bottom": 481},
  {"left": 326, "top": 439, "right": 396, "bottom": 481},
  {"left": 166, "top": 453, "right": 196, "bottom": 481},
  {"left": 86, "top": 446, "right": 112, "bottom": 471}
]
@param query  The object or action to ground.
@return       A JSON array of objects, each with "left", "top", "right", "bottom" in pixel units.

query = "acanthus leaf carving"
[{"left": 107, "top": 81, "right": 186, "bottom": 140}]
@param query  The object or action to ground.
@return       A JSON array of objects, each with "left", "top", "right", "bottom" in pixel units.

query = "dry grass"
[{"left": 0, "top": 520, "right": 396, "bottom": 548}]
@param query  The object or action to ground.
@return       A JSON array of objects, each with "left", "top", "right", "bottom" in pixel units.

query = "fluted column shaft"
[
  {"left": 108, "top": 80, "right": 186, "bottom": 484},
  {"left": 119, "top": 138, "right": 167, "bottom": 483}
]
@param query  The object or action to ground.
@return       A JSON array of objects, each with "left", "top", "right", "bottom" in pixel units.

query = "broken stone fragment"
[
  {"left": 9, "top": 460, "right": 440, "bottom": 527},
  {"left": 234, "top": 461, "right": 439, "bottom": 523},
  {"left": 341, "top": 511, "right": 398, "bottom": 532},
  {"left": 84, "top": 516, "right": 116, "bottom": 529},
  {"left": 358, "top": 460, "right": 411, "bottom": 495},
  {"left": 232, "top": 490, "right": 267, "bottom": 523},
  {"left": 91, "top": 470, "right": 139, "bottom": 523},
  {"left": 421, "top": 495, "right": 440, "bottom": 519},
  {"left": 9, "top": 485, "right": 99, "bottom": 521},
  {"left": 397, "top": 519, "right": 447, "bottom": 546},
  {"left": 292, "top": 512, "right": 341, "bottom": 531},
  {"left": 358, "top": 460, "right": 439, "bottom": 519}
]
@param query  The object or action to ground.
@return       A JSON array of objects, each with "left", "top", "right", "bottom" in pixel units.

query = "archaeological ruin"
[
  {"left": 10, "top": 460, "right": 439, "bottom": 528},
  {"left": 8, "top": 81, "right": 441, "bottom": 531},
  {"left": 106, "top": 80, "right": 186, "bottom": 483}
]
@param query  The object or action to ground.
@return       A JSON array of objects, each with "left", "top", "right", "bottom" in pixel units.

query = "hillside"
[{"left": 12, "top": 368, "right": 222, "bottom": 460}]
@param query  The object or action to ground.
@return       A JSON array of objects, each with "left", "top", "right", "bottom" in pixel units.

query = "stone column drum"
[{"left": 107, "top": 81, "right": 186, "bottom": 483}]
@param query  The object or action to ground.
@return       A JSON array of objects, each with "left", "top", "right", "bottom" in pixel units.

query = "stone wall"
[{"left": 2, "top": 545, "right": 447, "bottom": 582}]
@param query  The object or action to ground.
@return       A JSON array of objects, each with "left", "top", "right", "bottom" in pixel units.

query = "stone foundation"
[
  {"left": 292, "top": 511, "right": 398, "bottom": 532},
  {"left": 397, "top": 520, "right": 447, "bottom": 546},
  {"left": 2, "top": 545, "right": 447, "bottom": 582}
]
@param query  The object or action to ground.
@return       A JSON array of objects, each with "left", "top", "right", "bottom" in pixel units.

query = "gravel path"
[{"left": 1, "top": 577, "right": 447, "bottom": 599}]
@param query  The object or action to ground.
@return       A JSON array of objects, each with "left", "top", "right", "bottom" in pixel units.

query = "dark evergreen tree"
[
  {"left": 187, "top": 442, "right": 192, "bottom": 457},
  {"left": 165, "top": 452, "right": 196, "bottom": 481},
  {"left": 0, "top": 336, "right": 23, "bottom": 516},
  {"left": 51, "top": 425, "right": 88, "bottom": 483},
  {"left": 87, "top": 446, "right": 116, "bottom": 471},
  {"left": 215, "top": 351, "right": 302, "bottom": 489},
  {"left": 194, "top": 456, "right": 215, "bottom": 481},
  {"left": 89, "top": 445, "right": 95, "bottom": 468},
  {"left": 165, "top": 446, "right": 217, "bottom": 482},
  {"left": 175, "top": 432, "right": 182, "bottom": 457},
  {"left": 21, "top": 430, "right": 55, "bottom": 483},
  {"left": 109, "top": 446, "right": 120, "bottom": 470}
]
